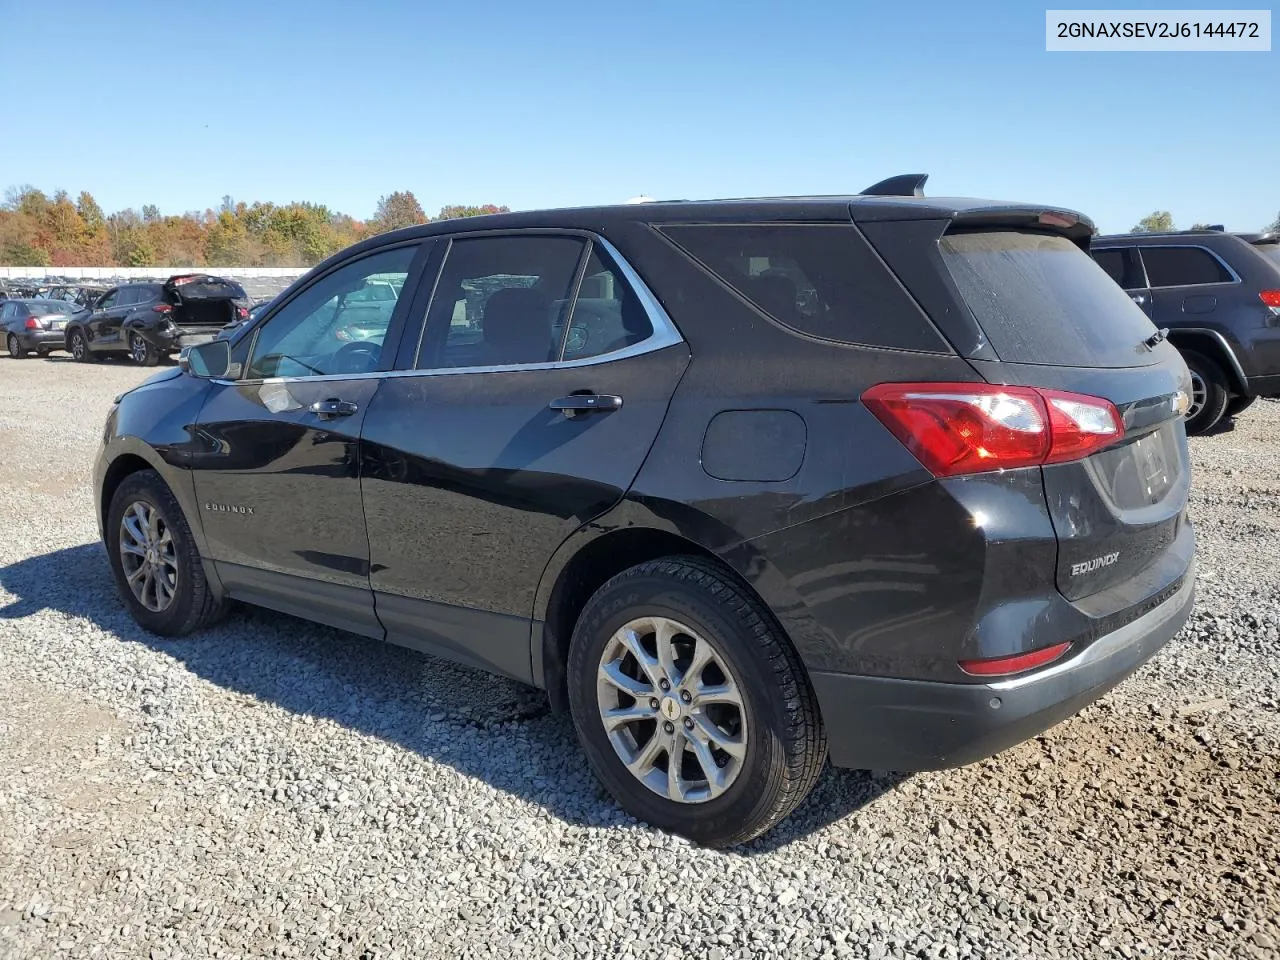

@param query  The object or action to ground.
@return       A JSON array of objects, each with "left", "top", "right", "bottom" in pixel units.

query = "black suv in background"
[
  {"left": 1092, "top": 230, "right": 1280, "bottom": 433},
  {"left": 65, "top": 274, "right": 251, "bottom": 366},
  {"left": 94, "top": 179, "right": 1196, "bottom": 845}
]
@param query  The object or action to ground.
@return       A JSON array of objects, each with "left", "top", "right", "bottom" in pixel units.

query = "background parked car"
[
  {"left": 1092, "top": 229, "right": 1280, "bottom": 433},
  {"left": 65, "top": 274, "right": 251, "bottom": 366},
  {"left": 1, "top": 298, "right": 77, "bottom": 358}
]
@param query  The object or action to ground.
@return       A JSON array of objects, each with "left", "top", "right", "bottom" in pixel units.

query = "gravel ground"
[{"left": 1, "top": 358, "right": 1277, "bottom": 960}]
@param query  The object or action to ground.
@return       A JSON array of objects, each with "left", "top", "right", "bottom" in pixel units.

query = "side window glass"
[
  {"left": 133, "top": 286, "right": 157, "bottom": 305},
  {"left": 246, "top": 245, "right": 417, "bottom": 379},
  {"left": 1094, "top": 249, "right": 1146, "bottom": 290},
  {"left": 0, "top": 303, "right": 12, "bottom": 320},
  {"left": 418, "top": 235, "right": 586, "bottom": 369},
  {"left": 97, "top": 290, "right": 118, "bottom": 310},
  {"left": 560, "top": 244, "right": 653, "bottom": 361},
  {"left": 1140, "top": 247, "right": 1232, "bottom": 287}
]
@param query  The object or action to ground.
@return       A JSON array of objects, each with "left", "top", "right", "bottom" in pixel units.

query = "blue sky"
[{"left": 2, "top": 0, "right": 1275, "bottom": 233}]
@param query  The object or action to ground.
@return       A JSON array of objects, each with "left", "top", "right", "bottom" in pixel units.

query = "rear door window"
[
  {"left": 939, "top": 230, "right": 1158, "bottom": 368},
  {"left": 1139, "top": 246, "right": 1233, "bottom": 287},
  {"left": 1092, "top": 248, "right": 1147, "bottom": 290}
]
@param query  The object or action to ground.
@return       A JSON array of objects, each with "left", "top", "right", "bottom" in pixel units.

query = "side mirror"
[{"left": 180, "top": 339, "right": 232, "bottom": 379}]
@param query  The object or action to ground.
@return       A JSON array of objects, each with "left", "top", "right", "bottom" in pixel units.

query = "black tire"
[
  {"left": 566, "top": 555, "right": 827, "bottom": 847},
  {"left": 1181, "top": 350, "right": 1230, "bottom": 435},
  {"left": 105, "top": 469, "right": 227, "bottom": 636},
  {"left": 69, "top": 329, "right": 97, "bottom": 363},
  {"left": 7, "top": 334, "right": 27, "bottom": 359},
  {"left": 129, "top": 332, "right": 160, "bottom": 366},
  {"left": 1224, "top": 395, "right": 1256, "bottom": 419}
]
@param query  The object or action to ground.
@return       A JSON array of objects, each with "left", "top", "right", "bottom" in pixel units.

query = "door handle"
[
  {"left": 309, "top": 398, "right": 359, "bottom": 419},
  {"left": 549, "top": 394, "right": 623, "bottom": 418}
]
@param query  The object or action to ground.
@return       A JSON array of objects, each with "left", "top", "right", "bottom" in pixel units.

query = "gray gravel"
[{"left": 0, "top": 358, "right": 1277, "bottom": 960}]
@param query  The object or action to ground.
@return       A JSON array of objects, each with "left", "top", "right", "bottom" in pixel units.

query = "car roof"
[{"left": 1094, "top": 230, "right": 1256, "bottom": 246}]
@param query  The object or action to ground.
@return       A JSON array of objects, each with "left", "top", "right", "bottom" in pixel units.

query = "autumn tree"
[
  {"left": 371, "top": 191, "right": 427, "bottom": 233},
  {"left": 76, "top": 192, "right": 105, "bottom": 231},
  {"left": 436, "top": 204, "right": 510, "bottom": 220},
  {"left": 1130, "top": 211, "right": 1174, "bottom": 234}
]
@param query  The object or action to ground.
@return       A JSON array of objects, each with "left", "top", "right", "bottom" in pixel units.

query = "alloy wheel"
[
  {"left": 118, "top": 501, "right": 179, "bottom": 612},
  {"left": 596, "top": 616, "right": 748, "bottom": 803},
  {"left": 130, "top": 334, "right": 149, "bottom": 364},
  {"left": 1187, "top": 369, "right": 1207, "bottom": 422},
  {"left": 7, "top": 335, "right": 18, "bottom": 359},
  {"left": 71, "top": 334, "right": 85, "bottom": 360}
]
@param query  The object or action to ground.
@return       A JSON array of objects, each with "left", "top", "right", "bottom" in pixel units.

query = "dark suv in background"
[
  {"left": 1092, "top": 229, "right": 1280, "bottom": 433},
  {"left": 94, "top": 178, "right": 1195, "bottom": 845},
  {"left": 66, "top": 274, "right": 251, "bottom": 366}
]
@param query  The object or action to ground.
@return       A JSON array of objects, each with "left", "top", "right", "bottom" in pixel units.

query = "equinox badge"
[{"left": 1070, "top": 552, "right": 1120, "bottom": 576}]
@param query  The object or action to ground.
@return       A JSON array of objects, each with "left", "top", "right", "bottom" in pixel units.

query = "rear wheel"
[
  {"left": 106, "top": 470, "right": 227, "bottom": 636},
  {"left": 129, "top": 332, "right": 160, "bottom": 366},
  {"left": 1181, "top": 350, "right": 1230, "bottom": 435},
  {"left": 567, "top": 556, "right": 827, "bottom": 847},
  {"left": 7, "top": 334, "right": 27, "bottom": 359},
  {"left": 69, "top": 329, "right": 96, "bottom": 363},
  {"left": 1224, "top": 395, "right": 1256, "bottom": 419}
]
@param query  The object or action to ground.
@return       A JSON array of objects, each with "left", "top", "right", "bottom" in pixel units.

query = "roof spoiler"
[{"left": 860, "top": 173, "right": 928, "bottom": 198}]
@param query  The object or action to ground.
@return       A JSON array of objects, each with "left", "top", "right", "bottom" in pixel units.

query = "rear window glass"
[
  {"left": 1253, "top": 243, "right": 1280, "bottom": 268},
  {"left": 1139, "top": 246, "right": 1232, "bottom": 287},
  {"left": 940, "top": 231, "right": 1159, "bottom": 368},
  {"left": 659, "top": 223, "right": 948, "bottom": 352},
  {"left": 29, "top": 301, "right": 73, "bottom": 315},
  {"left": 172, "top": 277, "right": 247, "bottom": 300}
]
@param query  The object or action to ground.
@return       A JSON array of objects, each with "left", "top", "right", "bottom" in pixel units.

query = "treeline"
[
  {"left": 0, "top": 186, "right": 508, "bottom": 268},
  {"left": 1131, "top": 210, "right": 1280, "bottom": 234}
]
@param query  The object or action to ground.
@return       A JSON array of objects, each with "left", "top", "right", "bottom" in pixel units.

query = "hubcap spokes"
[
  {"left": 597, "top": 616, "right": 747, "bottom": 804},
  {"left": 1188, "top": 371, "right": 1206, "bottom": 420},
  {"left": 131, "top": 336, "right": 146, "bottom": 363},
  {"left": 118, "top": 501, "right": 178, "bottom": 612}
]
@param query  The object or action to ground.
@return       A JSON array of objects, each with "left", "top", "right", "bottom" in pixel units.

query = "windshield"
[{"left": 940, "top": 230, "right": 1161, "bottom": 368}]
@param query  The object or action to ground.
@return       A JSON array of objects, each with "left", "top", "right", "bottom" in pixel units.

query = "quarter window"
[
  {"left": 246, "top": 245, "right": 417, "bottom": 379},
  {"left": 418, "top": 235, "right": 587, "bottom": 369},
  {"left": 562, "top": 244, "right": 653, "bottom": 361},
  {"left": 1139, "top": 247, "right": 1233, "bottom": 287}
]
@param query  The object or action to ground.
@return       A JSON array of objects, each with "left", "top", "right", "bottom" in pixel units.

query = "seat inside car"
[{"left": 481, "top": 287, "right": 555, "bottom": 365}]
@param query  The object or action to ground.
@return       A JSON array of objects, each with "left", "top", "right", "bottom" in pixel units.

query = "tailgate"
[{"left": 865, "top": 218, "right": 1194, "bottom": 604}]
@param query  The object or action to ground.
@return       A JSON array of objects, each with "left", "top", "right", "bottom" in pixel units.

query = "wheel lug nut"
[
  {"left": 649, "top": 698, "right": 660, "bottom": 710},
  {"left": 683, "top": 717, "right": 694, "bottom": 729},
  {"left": 680, "top": 690, "right": 692, "bottom": 703},
  {"left": 659, "top": 679, "right": 670, "bottom": 691},
  {"left": 663, "top": 721, "right": 674, "bottom": 734}
]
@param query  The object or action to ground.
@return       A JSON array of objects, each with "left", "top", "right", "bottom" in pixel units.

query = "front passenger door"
[
  {"left": 86, "top": 288, "right": 121, "bottom": 348},
  {"left": 190, "top": 242, "right": 427, "bottom": 638}
]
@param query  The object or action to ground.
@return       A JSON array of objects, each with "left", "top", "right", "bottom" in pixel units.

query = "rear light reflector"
[
  {"left": 959, "top": 642, "right": 1071, "bottom": 677},
  {"left": 1261, "top": 290, "right": 1280, "bottom": 318},
  {"left": 237, "top": 306, "right": 249, "bottom": 319},
  {"left": 24, "top": 318, "right": 40, "bottom": 330},
  {"left": 862, "top": 382, "right": 1123, "bottom": 477}
]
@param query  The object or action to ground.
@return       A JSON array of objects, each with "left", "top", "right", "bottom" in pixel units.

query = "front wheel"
[
  {"left": 1181, "top": 350, "right": 1230, "bottom": 435},
  {"left": 567, "top": 556, "right": 827, "bottom": 847},
  {"left": 7, "top": 334, "right": 27, "bottom": 359},
  {"left": 129, "top": 332, "right": 160, "bottom": 366},
  {"left": 105, "top": 469, "right": 227, "bottom": 636},
  {"left": 69, "top": 330, "right": 97, "bottom": 363}
]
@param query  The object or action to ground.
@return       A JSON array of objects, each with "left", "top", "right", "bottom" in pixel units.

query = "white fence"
[{"left": 0, "top": 266, "right": 307, "bottom": 280}]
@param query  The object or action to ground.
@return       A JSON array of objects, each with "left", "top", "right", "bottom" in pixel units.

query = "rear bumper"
[
  {"left": 16, "top": 329, "right": 66, "bottom": 349},
  {"left": 813, "top": 564, "right": 1195, "bottom": 771}
]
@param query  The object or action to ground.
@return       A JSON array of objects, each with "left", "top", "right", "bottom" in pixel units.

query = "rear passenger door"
[
  {"left": 359, "top": 232, "right": 690, "bottom": 682},
  {"left": 1141, "top": 245, "right": 1236, "bottom": 328},
  {"left": 1093, "top": 247, "right": 1153, "bottom": 319}
]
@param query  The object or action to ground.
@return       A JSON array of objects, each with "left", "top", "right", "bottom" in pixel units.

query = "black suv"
[
  {"left": 1091, "top": 229, "right": 1280, "bottom": 433},
  {"left": 95, "top": 178, "right": 1196, "bottom": 845},
  {"left": 66, "top": 274, "right": 251, "bottom": 366}
]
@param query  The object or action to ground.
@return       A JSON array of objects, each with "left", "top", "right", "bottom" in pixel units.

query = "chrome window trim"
[
  {"left": 1132, "top": 243, "right": 1242, "bottom": 288},
  {"left": 216, "top": 233, "right": 684, "bottom": 388}
]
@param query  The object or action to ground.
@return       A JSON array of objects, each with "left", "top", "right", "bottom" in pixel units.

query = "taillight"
[
  {"left": 237, "top": 306, "right": 249, "bottom": 319},
  {"left": 152, "top": 303, "right": 173, "bottom": 314},
  {"left": 862, "top": 382, "right": 1123, "bottom": 477},
  {"left": 24, "top": 318, "right": 40, "bottom": 330},
  {"left": 1261, "top": 290, "right": 1280, "bottom": 318},
  {"left": 959, "top": 641, "right": 1071, "bottom": 677}
]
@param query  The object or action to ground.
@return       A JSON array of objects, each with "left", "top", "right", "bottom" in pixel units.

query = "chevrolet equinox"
[{"left": 94, "top": 176, "right": 1197, "bottom": 846}]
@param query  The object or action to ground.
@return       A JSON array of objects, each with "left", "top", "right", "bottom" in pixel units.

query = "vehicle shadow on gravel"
[{"left": 1, "top": 543, "right": 907, "bottom": 851}]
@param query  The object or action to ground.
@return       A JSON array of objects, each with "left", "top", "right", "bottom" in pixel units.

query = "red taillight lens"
[
  {"left": 862, "top": 382, "right": 1123, "bottom": 477},
  {"left": 959, "top": 642, "right": 1071, "bottom": 677},
  {"left": 237, "top": 306, "right": 249, "bottom": 319},
  {"left": 1260, "top": 290, "right": 1280, "bottom": 317},
  {"left": 24, "top": 318, "right": 40, "bottom": 330},
  {"left": 152, "top": 303, "right": 173, "bottom": 314}
]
